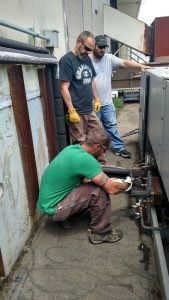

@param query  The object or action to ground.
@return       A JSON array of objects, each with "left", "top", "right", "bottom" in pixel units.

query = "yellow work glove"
[
  {"left": 94, "top": 98, "right": 101, "bottom": 112},
  {"left": 68, "top": 108, "right": 80, "bottom": 123}
]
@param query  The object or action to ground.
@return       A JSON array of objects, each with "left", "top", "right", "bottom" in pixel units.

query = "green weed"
[{"left": 113, "top": 98, "right": 124, "bottom": 115}]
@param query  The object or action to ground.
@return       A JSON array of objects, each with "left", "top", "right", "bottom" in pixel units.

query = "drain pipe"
[{"left": 62, "top": 0, "right": 69, "bottom": 51}]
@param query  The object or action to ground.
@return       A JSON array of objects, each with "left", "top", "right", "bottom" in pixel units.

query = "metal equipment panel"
[
  {"left": 138, "top": 68, "right": 169, "bottom": 299},
  {"left": 139, "top": 67, "right": 169, "bottom": 198},
  {"left": 139, "top": 73, "right": 147, "bottom": 156},
  {"left": 147, "top": 72, "right": 165, "bottom": 169},
  {"left": 160, "top": 79, "right": 169, "bottom": 199}
]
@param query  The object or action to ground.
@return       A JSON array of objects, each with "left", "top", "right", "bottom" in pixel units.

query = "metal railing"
[{"left": 0, "top": 19, "right": 49, "bottom": 41}]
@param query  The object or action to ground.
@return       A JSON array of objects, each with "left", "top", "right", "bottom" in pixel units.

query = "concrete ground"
[{"left": 0, "top": 103, "right": 161, "bottom": 300}]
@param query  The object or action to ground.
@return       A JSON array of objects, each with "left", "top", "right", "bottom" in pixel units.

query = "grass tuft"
[{"left": 113, "top": 98, "right": 124, "bottom": 115}]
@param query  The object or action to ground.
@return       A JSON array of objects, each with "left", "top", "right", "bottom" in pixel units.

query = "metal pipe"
[
  {"left": 151, "top": 206, "right": 169, "bottom": 300},
  {"left": 130, "top": 190, "right": 151, "bottom": 197},
  {"left": 0, "top": 37, "right": 49, "bottom": 54},
  {"left": 139, "top": 206, "right": 169, "bottom": 231},
  {"left": 0, "top": 47, "right": 57, "bottom": 65},
  {"left": 0, "top": 19, "right": 49, "bottom": 41},
  {"left": 62, "top": 0, "right": 69, "bottom": 51},
  {"left": 113, "top": 43, "right": 123, "bottom": 56},
  {"left": 130, "top": 169, "right": 152, "bottom": 197}
]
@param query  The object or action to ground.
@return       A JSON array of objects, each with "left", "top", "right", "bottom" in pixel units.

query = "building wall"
[
  {"left": 0, "top": 66, "right": 31, "bottom": 275},
  {"left": 0, "top": 0, "right": 65, "bottom": 277},
  {"left": 153, "top": 17, "right": 169, "bottom": 62},
  {"left": 63, "top": 0, "right": 110, "bottom": 51},
  {"left": 0, "top": 0, "right": 66, "bottom": 59},
  {"left": 0, "top": 64, "right": 50, "bottom": 275}
]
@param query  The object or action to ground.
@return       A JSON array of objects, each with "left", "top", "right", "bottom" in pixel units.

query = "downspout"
[
  {"left": 82, "top": 0, "right": 84, "bottom": 31},
  {"left": 62, "top": 0, "right": 69, "bottom": 52}
]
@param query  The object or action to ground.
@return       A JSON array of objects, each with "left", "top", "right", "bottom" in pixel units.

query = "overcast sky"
[{"left": 138, "top": 0, "right": 169, "bottom": 25}]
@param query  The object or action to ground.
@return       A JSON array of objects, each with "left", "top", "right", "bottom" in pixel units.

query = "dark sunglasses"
[
  {"left": 97, "top": 45, "right": 107, "bottom": 49},
  {"left": 82, "top": 41, "right": 93, "bottom": 52}
]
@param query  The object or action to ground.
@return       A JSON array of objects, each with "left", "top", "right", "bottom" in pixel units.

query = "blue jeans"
[{"left": 97, "top": 104, "right": 125, "bottom": 152}]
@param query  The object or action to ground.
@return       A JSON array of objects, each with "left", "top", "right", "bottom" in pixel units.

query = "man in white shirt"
[{"left": 90, "top": 35, "right": 148, "bottom": 158}]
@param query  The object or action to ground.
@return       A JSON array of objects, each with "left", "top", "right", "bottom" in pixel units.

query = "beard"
[
  {"left": 93, "top": 150, "right": 102, "bottom": 159},
  {"left": 76, "top": 46, "right": 87, "bottom": 60},
  {"left": 93, "top": 49, "right": 104, "bottom": 59},
  {"left": 77, "top": 52, "right": 87, "bottom": 60}
]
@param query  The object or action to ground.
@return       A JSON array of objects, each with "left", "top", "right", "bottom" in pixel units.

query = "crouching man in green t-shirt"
[{"left": 37, "top": 128, "right": 131, "bottom": 244}]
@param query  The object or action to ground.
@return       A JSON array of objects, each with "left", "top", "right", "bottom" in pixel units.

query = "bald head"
[
  {"left": 85, "top": 128, "right": 111, "bottom": 148},
  {"left": 77, "top": 31, "right": 94, "bottom": 42}
]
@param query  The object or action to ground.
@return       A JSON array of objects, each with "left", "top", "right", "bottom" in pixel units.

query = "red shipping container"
[{"left": 153, "top": 16, "right": 169, "bottom": 62}]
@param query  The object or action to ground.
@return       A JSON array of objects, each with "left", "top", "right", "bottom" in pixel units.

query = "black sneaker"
[
  {"left": 114, "top": 149, "right": 131, "bottom": 158},
  {"left": 88, "top": 229, "right": 123, "bottom": 244}
]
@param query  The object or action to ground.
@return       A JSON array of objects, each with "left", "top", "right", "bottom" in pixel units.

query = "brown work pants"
[
  {"left": 53, "top": 183, "right": 112, "bottom": 234},
  {"left": 67, "top": 112, "right": 106, "bottom": 164}
]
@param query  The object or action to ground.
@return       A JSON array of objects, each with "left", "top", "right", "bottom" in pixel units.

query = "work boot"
[{"left": 88, "top": 228, "right": 123, "bottom": 244}]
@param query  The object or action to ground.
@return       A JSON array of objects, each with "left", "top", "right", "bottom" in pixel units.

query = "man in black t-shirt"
[{"left": 59, "top": 31, "right": 105, "bottom": 163}]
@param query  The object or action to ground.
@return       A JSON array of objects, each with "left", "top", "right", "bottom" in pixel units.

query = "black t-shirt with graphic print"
[{"left": 59, "top": 51, "right": 96, "bottom": 114}]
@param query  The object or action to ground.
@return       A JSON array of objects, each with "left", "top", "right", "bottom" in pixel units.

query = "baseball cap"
[{"left": 95, "top": 35, "right": 108, "bottom": 47}]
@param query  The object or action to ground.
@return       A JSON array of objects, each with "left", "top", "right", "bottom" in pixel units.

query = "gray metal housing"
[
  {"left": 139, "top": 67, "right": 169, "bottom": 300},
  {"left": 139, "top": 67, "right": 169, "bottom": 200}
]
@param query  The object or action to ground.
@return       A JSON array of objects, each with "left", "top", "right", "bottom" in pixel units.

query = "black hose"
[
  {"left": 130, "top": 190, "right": 151, "bottom": 197},
  {"left": 121, "top": 128, "right": 139, "bottom": 138},
  {"left": 0, "top": 36, "right": 49, "bottom": 54},
  {"left": 102, "top": 166, "right": 130, "bottom": 176}
]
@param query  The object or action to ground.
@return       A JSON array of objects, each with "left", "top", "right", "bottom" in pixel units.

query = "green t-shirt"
[{"left": 37, "top": 144, "right": 102, "bottom": 215}]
